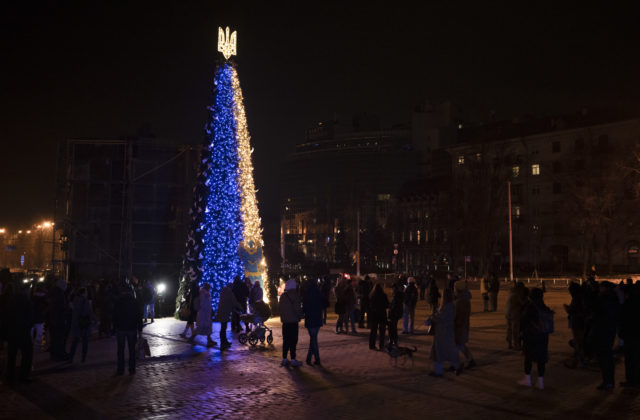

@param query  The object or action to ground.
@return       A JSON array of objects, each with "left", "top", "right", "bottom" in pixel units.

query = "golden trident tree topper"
[{"left": 218, "top": 26, "right": 237, "bottom": 60}]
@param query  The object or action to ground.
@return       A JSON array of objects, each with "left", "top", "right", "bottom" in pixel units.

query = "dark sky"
[{"left": 2, "top": 1, "right": 639, "bottom": 227}]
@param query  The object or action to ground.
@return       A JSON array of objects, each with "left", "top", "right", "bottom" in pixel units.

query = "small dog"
[{"left": 386, "top": 344, "right": 417, "bottom": 366}]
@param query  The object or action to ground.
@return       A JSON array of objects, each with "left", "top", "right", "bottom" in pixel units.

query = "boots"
[
  {"left": 517, "top": 374, "right": 532, "bottom": 387},
  {"left": 538, "top": 377, "right": 544, "bottom": 390}
]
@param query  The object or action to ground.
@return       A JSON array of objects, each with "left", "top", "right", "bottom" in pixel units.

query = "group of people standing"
[
  {"left": 179, "top": 276, "right": 265, "bottom": 351},
  {"left": 0, "top": 271, "right": 152, "bottom": 383}
]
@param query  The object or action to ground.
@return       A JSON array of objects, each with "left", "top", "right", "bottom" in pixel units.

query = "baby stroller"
[{"left": 238, "top": 301, "right": 273, "bottom": 347}]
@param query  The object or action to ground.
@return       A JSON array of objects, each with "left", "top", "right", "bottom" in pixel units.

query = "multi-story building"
[{"left": 446, "top": 110, "right": 640, "bottom": 275}]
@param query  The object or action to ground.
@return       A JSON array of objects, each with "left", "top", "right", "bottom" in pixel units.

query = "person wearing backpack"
[
  {"left": 517, "top": 287, "right": 553, "bottom": 390},
  {"left": 69, "top": 287, "right": 94, "bottom": 364},
  {"left": 402, "top": 278, "right": 418, "bottom": 334}
]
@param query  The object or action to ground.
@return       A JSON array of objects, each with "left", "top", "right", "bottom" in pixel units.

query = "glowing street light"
[
  {"left": 43, "top": 221, "right": 52, "bottom": 228},
  {"left": 0, "top": 228, "right": 5, "bottom": 234},
  {"left": 157, "top": 283, "right": 167, "bottom": 295}
]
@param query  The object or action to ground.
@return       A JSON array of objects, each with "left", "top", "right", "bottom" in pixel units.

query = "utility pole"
[
  {"left": 356, "top": 209, "right": 360, "bottom": 277},
  {"left": 508, "top": 180, "right": 514, "bottom": 283}
]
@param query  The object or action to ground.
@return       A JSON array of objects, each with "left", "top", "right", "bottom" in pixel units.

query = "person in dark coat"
[
  {"left": 215, "top": 283, "right": 243, "bottom": 350},
  {"left": 68, "top": 287, "right": 94, "bottom": 363},
  {"left": 2, "top": 283, "right": 34, "bottom": 383},
  {"left": 357, "top": 275, "right": 373, "bottom": 329},
  {"left": 427, "top": 277, "right": 440, "bottom": 313},
  {"left": 368, "top": 283, "right": 389, "bottom": 350},
  {"left": 113, "top": 283, "right": 143, "bottom": 375},
  {"left": 279, "top": 279, "right": 302, "bottom": 367},
  {"left": 320, "top": 277, "right": 332, "bottom": 325},
  {"left": 388, "top": 283, "right": 404, "bottom": 347},
  {"left": 31, "top": 283, "right": 48, "bottom": 351},
  {"left": 564, "top": 281, "right": 587, "bottom": 368},
  {"left": 333, "top": 277, "right": 348, "bottom": 334},
  {"left": 231, "top": 276, "right": 250, "bottom": 332},
  {"left": 589, "top": 282, "right": 621, "bottom": 390},
  {"left": 517, "top": 288, "right": 552, "bottom": 389},
  {"left": 402, "top": 277, "right": 419, "bottom": 334},
  {"left": 619, "top": 283, "right": 640, "bottom": 388},
  {"left": 429, "top": 288, "right": 461, "bottom": 377},
  {"left": 303, "top": 280, "right": 324, "bottom": 365},
  {"left": 454, "top": 281, "right": 475, "bottom": 368}
]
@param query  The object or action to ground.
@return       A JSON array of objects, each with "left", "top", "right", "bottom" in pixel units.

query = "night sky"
[{"left": 2, "top": 1, "right": 639, "bottom": 227}]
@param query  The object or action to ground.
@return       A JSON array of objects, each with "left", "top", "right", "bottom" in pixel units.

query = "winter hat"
[{"left": 285, "top": 278, "right": 297, "bottom": 291}]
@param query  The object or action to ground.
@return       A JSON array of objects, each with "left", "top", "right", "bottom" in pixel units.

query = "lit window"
[
  {"left": 409, "top": 231, "right": 413, "bottom": 242},
  {"left": 512, "top": 166, "right": 520, "bottom": 177},
  {"left": 457, "top": 155, "right": 465, "bottom": 165},
  {"left": 417, "top": 230, "right": 421, "bottom": 245},
  {"left": 475, "top": 153, "right": 482, "bottom": 161},
  {"left": 513, "top": 206, "right": 521, "bottom": 219},
  {"left": 531, "top": 164, "right": 540, "bottom": 175}
]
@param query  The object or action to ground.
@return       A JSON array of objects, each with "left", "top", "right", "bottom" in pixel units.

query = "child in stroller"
[{"left": 238, "top": 300, "right": 273, "bottom": 346}]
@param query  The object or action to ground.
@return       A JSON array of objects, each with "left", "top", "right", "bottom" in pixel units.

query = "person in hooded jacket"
[{"left": 303, "top": 280, "right": 324, "bottom": 366}]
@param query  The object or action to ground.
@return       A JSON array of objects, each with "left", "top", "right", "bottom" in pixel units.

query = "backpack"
[{"left": 537, "top": 306, "right": 554, "bottom": 334}]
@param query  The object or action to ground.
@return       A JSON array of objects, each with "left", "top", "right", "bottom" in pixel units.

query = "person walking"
[
  {"left": 303, "top": 279, "right": 323, "bottom": 366},
  {"left": 180, "top": 280, "right": 200, "bottom": 339},
  {"left": 188, "top": 283, "right": 216, "bottom": 347},
  {"left": 113, "top": 283, "right": 142, "bottom": 375},
  {"left": 388, "top": 282, "right": 404, "bottom": 348},
  {"left": 68, "top": 288, "right": 94, "bottom": 364},
  {"left": 517, "top": 287, "right": 553, "bottom": 390},
  {"left": 429, "top": 288, "right": 461, "bottom": 377},
  {"left": 454, "top": 281, "right": 476, "bottom": 369},
  {"left": 402, "top": 277, "right": 418, "bottom": 334},
  {"left": 368, "top": 283, "right": 389, "bottom": 351},
  {"left": 142, "top": 280, "right": 156, "bottom": 323},
  {"left": 279, "top": 279, "right": 303, "bottom": 367},
  {"left": 215, "top": 283, "right": 242, "bottom": 350}
]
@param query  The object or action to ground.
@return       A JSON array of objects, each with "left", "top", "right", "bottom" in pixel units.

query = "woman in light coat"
[
  {"left": 429, "top": 288, "right": 461, "bottom": 376},
  {"left": 188, "top": 283, "right": 215, "bottom": 347}
]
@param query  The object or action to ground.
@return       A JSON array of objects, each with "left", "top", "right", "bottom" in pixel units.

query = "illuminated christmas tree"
[{"left": 180, "top": 27, "right": 267, "bottom": 313}]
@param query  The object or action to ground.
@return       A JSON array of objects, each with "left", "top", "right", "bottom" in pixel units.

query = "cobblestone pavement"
[{"left": 1, "top": 287, "right": 639, "bottom": 419}]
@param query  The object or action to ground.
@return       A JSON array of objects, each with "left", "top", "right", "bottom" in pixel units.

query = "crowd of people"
[
  {"left": 3, "top": 265, "right": 639, "bottom": 394},
  {"left": 0, "top": 269, "right": 154, "bottom": 384}
]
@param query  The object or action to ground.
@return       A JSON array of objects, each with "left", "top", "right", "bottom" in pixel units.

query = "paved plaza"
[{"left": 1, "top": 285, "right": 639, "bottom": 419}]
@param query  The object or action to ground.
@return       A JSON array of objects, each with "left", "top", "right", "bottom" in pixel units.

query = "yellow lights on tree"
[
  {"left": 218, "top": 26, "right": 237, "bottom": 60},
  {"left": 232, "top": 69, "right": 264, "bottom": 248}
]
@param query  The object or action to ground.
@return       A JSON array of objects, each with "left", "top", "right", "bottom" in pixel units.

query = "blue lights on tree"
[{"left": 201, "top": 63, "right": 245, "bottom": 312}]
